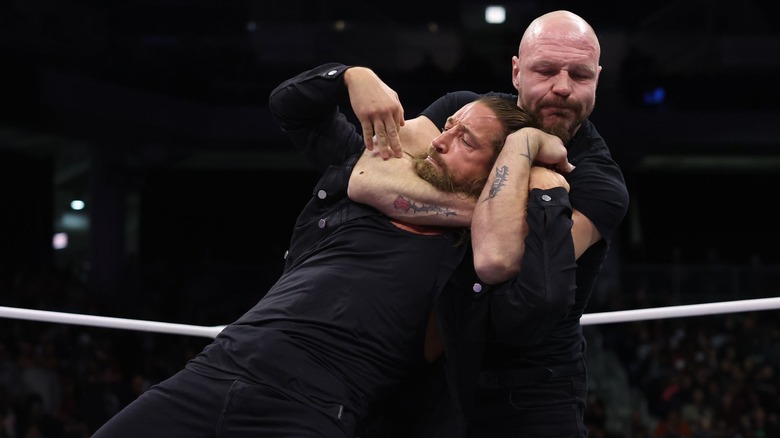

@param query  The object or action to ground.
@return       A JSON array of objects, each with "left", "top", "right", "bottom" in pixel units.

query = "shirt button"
[
  {"left": 541, "top": 194, "right": 552, "bottom": 202},
  {"left": 318, "top": 218, "right": 327, "bottom": 228},
  {"left": 317, "top": 189, "right": 327, "bottom": 199},
  {"left": 327, "top": 69, "right": 338, "bottom": 76},
  {"left": 473, "top": 283, "right": 483, "bottom": 293},
  {"left": 283, "top": 250, "right": 289, "bottom": 260}
]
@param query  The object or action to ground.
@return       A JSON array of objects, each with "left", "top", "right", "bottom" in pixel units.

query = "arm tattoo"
[
  {"left": 486, "top": 165, "right": 509, "bottom": 200},
  {"left": 393, "top": 195, "right": 457, "bottom": 216},
  {"left": 521, "top": 137, "right": 533, "bottom": 163}
]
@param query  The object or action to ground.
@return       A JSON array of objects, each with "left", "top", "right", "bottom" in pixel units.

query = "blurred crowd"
[
  {"left": 584, "top": 300, "right": 780, "bottom": 437},
  {"left": 0, "top": 264, "right": 211, "bottom": 437},
  {"left": 0, "top": 263, "right": 778, "bottom": 437}
]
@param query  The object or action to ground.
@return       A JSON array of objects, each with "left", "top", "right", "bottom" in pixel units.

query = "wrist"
[
  {"left": 505, "top": 129, "right": 540, "bottom": 162},
  {"left": 524, "top": 128, "right": 545, "bottom": 159},
  {"left": 343, "top": 66, "right": 370, "bottom": 88}
]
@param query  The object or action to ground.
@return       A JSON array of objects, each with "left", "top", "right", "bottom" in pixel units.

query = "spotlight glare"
[
  {"left": 485, "top": 6, "right": 506, "bottom": 24},
  {"left": 53, "top": 232, "right": 68, "bottom": 250}
]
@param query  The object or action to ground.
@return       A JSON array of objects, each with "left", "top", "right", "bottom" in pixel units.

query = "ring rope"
[
  {"left": 580, "top": 296, "right": 780, "bottom": 325},
  {"left": 1, "top": 296, "right": 779, "bottom": 338},
  {"left": 0, "top": 305, "right": 226, "bottom": 338}
]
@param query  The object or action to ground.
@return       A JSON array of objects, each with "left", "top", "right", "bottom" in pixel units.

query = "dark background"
[
  {"left": 1, "top": 2, "right": 779, "bottom": 436},
  {"left": 2, "top": 0, "right": 779, "bottom": 313}
]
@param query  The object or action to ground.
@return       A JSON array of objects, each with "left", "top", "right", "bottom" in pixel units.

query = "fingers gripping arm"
[
  {"left": 348, "top": 116, "right": 477, "bottom": 227},
  {"left": 343, "top": 67, "right": 405, "bottom": 159}
]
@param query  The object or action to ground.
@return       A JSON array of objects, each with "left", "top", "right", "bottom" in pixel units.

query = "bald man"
[{"left": 350, "top": 10, "right": 629, "bottom": 438}]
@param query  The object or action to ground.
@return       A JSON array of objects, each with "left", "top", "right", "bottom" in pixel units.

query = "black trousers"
[
  {"left": 469, "top": 361, "right": 588, "bottom": 438},
  {"left": 357, "top": 358, "right": 465, "bottom": 438},
  {"left": 92, "top": 368, "right": 355, "bottom": 438}
]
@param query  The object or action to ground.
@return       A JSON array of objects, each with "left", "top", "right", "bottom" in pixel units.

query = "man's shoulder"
[{"left": 569, "top": 120, "right": 613, "bottom": 161}]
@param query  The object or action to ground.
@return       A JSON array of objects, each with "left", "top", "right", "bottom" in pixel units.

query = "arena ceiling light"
[{"left": 484, "top": 5, "right": 506, "bottom": 24}]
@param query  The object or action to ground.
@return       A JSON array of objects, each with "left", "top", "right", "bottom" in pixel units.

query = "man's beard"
[
  {"left": 410, "top": 148, "right": 485, "bottom": 199},
  {"left": 522, "top": 96, "right": 582, "bottom": 144},
  {"left": 542, "top": 118, "right": 573, "bottom": 145}
]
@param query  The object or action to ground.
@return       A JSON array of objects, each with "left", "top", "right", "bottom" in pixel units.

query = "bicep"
[
  {"left": 348, "top": 149, "right": 413, "bottom": 204},
  {"left": 398, "top": 116, "right": 439, "bottom": 155},
  {"left": 349, "top": 115, "right": 437, "bottom": 199}
]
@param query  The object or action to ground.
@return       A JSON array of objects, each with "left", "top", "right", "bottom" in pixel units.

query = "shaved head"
[
  {"left": 520, "top": 10, "right": 600, "bottom": 61},
  {"left": 512, "top": 10, "right": 602, "bottom": 138}
]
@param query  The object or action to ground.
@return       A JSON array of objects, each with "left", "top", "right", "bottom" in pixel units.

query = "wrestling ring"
[{"left": 2, "top": 296, "right": 780, "bottom": 337}]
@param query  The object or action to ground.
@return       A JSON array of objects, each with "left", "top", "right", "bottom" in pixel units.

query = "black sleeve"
[
  {"left": 489, "top": 186, "right": 578, "bottom": 346},
  {"left": 567, "top": 154, "right": 629, "bottom": 244},
  {"left": 565, "top": 120, "right": 629, "bottom": 244},
  {"left": 267, "top": 63, "right": 365, "bottom": 172}
]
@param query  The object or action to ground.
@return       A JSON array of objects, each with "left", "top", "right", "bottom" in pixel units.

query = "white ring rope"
[
  {"left": 580, "top": 296, "right": 780, "bottom": 325},
  {"left": 1, "top": 296, "right": 779, "bottom": 338},
  {"left": 0, "top": 305, "right": 226, "bottom": 338}
]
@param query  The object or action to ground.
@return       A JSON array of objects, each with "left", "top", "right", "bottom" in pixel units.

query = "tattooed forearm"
[
  {"left": 393, "top": 195, "right": 457, "bottom": 216},
  {"left": 486, "top": 165, "right": 509, "bottom": 200},
  {"left": 520, "top": 136, "right": 533, "bottom": 163}
]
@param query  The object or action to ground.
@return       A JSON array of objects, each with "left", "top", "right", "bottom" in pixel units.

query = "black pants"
[
  {"left": 92, "top": 369, "right": 355, "bottom": 438},
  {"left": 469, "top": 362, "right": 588, "bottom": 437},
  {"left": 357, "top": 358, "right": 465, "bottom": 438}
]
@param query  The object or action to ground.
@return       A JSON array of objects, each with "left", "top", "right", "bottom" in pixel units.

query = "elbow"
[{"left": 474, "top": 253, "right": 521, "bottom": 285}]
